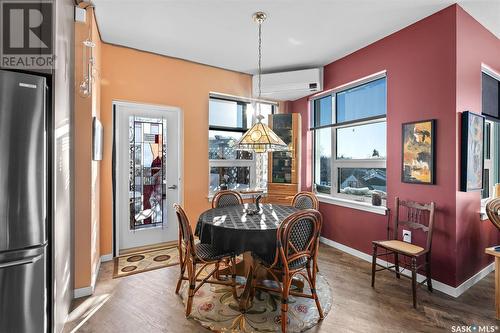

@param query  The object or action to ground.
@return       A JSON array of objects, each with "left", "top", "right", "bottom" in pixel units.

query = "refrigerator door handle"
[{"left": 0, "top": 254, "right": 43, "bottom": 269}]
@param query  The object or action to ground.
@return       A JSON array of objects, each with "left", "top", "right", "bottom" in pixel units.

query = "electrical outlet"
[{"left": 403, "top": 229, "right": 412, "bottom": 243}]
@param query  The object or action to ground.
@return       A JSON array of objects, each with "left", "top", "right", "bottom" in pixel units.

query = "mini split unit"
[{"left": 252, "top": 67, "right": 323, "bottom": 101}]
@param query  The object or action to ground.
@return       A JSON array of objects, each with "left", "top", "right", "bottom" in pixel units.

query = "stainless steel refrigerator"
[{"left": 0, "top": 70, "right": 48, "bottom": 332}]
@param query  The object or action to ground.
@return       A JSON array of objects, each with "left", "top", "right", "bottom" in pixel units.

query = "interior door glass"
[
  {"left": 129, "top": 116, "right": 167, "bottom": 230},
  {"left": 271, "top": 114, "right": 293, "bottom": 183}
]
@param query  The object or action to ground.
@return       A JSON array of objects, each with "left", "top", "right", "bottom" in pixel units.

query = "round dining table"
[{"left": 195, "top": 203, "right": 301, "bottom": 311}]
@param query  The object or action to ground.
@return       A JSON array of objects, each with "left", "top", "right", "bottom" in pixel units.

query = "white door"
[{"left": 114, "top": 101, "right": 181, "bottom": 253}]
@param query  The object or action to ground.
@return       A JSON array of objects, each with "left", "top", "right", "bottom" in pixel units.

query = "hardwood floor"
[{"left": 65, "top": 244, "right": 498, "bottom": 332}]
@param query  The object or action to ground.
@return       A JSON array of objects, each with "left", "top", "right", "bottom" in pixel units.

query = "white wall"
[{"left": 52, "top": 0, "right": 74, "bottom": 332}]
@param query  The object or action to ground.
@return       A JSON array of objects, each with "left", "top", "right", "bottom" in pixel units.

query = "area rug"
[
  {"left": 113, "top": 245, "right": 179, "bottom": 278},
  {"left": 179, "top": 274, "right": 333, "bottom": 332}
]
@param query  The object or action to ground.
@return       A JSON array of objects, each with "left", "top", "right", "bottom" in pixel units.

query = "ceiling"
[{"left": 93, "top": 0, "right": 500, "bottom": 75}]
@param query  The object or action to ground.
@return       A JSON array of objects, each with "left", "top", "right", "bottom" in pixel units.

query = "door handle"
[
  {"left": 0, "top": 254, "right": 43, "bottom": 269},
  {"left": 167, "top": 185, "right": 177, "bottom": 190}
]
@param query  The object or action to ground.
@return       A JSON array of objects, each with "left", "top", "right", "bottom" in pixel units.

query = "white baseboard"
[
  {"left": 100, "top": 253, "right": 113, "bottom": 262},
  {"left": 74, "top": 257, "right": 102, "bottom": 299},
  {"left": 452, "top": 261, "right": 494, "bottom": 297},
  {"left": 319, "top": 236, "right": 494, "bottom": 298},
  {"left": 73, "top": 286, "right": 94, "bottom": 299},
  {"left": 91, "top": 257, "right": 101, "bottom": 290}
]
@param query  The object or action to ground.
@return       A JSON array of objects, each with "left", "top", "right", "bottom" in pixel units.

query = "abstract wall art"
[
  {"left": 460, "top": 111, "right": 485, "bottom": 192},
  {"left": 402, "top": 119, "right": 436, "bottom": 184}
]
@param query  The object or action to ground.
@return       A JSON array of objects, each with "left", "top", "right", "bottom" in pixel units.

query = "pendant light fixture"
[{"left": 235, "top": 12, "right": 288, "bottom": 153}]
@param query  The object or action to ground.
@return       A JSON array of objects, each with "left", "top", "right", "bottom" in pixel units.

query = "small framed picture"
[
  {"left": 402, "top": 119, "right": 436, "bottom": 184},
  {"left": 460, "top": 111, "right": 485, "bottom": 192}
]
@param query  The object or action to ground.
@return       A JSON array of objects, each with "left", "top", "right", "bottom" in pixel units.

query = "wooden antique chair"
[
  {"left": 292, "top": 191, "right": 319, "bottom": 210},
  {"left": 173, "top": 204, "right": 238, "bottom": 316},
  {"left": 253, "top": 209, "right": 324, "bottom": 332},
  {"left": 371, "top": 197, "right": 436, "bottom": 308},
  {"left": 211, "top": 190, "right": 243, "bottom": 208}
]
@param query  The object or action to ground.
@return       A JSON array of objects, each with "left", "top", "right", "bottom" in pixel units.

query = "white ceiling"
[{"left": 93, "top": 0, "right": 500, "bottom": 75}]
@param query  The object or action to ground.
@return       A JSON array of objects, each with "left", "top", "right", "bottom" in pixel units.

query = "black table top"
[
  {"left": 198, "top": 203, "right": 299, "bottom": 231},
  {"left": 195, "top": 203, "right": 300, "bottom": 257}
]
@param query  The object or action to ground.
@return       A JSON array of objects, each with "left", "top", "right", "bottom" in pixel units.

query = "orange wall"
[
  {"left": 90, "top": 9, "right": 102, "bottom": 288},
  {"left": 74, "top": 8, "right": 101, "bottom": 289},
  {"left": 99, "top": 45, "right": 252, "bottom": 255}
]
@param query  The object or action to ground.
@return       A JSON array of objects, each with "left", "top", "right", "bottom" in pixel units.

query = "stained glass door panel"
[{"left": 129, "top": 116, "right": 167, "bottom": 230}]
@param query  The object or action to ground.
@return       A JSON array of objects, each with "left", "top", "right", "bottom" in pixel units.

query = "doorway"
[{"left": 113, "top": 101, "right": 182, "bottom": 254}]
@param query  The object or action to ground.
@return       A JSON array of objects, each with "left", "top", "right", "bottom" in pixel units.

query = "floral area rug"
[
  {"left": 113, "top": 245, "right": 179, "bottom": 278},
  {"left": 179, "top": 274, "right": 333, "bottom": 332}
]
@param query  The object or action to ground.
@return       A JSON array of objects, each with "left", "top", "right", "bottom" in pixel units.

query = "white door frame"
[{"left": 112, "top": 100, "right": 183, "bottom": 256}]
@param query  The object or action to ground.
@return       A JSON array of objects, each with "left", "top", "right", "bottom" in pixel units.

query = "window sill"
[
  {"left": 480, "top": 205, "right": 489, "bottom": 221},
  {"left": 207, "top": 191, "right": 267, "bottom": 201},
  {"left": 316, "top": 194, "right": 388, "bottom": 215},
  {"left": 480, "top": 211, "right": 489, "bottom": 221}
]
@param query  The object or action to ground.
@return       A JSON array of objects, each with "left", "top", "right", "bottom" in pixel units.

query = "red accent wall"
[
  {"left": 290, "top": 5, "right": 500, "bottom": 287},
  {"left": 455, "top": 6, "right": 500, "bottom": 284}
]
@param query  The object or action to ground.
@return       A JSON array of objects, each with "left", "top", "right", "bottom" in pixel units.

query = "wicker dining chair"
[
  {"left": 253, "top": 209, "right": 324, "bottom": 332},
  {"left": 371, "top": 197, "right": 436, "bottom": 308},
  {"left": 173, "top": 204, "right": 238, "bottom": 316},
  {"left": 211, "top": 190, "right": 243, "bottom": 208},
  {"left": 291, "top": 191, "right": 319, "bottom": 210},
  {"left": 291, "top": 191, "right": 321, "bottom": 273},
  {"left": 486, "top": 197, "right": 500, "bottom": 231}
]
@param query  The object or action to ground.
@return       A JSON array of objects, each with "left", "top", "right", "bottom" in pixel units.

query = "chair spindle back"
[{"left": 394, "top": 197, "right": 436, "bottom": 251}]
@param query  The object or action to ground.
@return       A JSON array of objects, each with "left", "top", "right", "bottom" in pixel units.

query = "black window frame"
[
  {"left": 208, "top": 95, "right": 277, "bottom": 194},
  {"left": 310, "top": 73, "right": 388, "bottom": 201}
]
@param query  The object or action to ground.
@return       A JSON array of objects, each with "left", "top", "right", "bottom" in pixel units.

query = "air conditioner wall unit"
[{"left": 253, "top": 67, "right": 323, "bottom": 101}]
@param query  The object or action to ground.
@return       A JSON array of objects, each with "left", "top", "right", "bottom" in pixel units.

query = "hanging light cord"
[
  {"left": 258, "top": 20, "right": 262, "bottom": 106},
  {"left": 256, "top": 15, "right": 264, "bottom": 120}
]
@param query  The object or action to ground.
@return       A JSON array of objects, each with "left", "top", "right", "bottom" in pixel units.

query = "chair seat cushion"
[
  {"left": 375, "top": 240, "right": 425, "bottom": 255},
  {"left": 254, "top": 252, "right": 308, "bottom": 270},
  {"left": 195, "top": 243, "right": 232, "bottom": 261}
]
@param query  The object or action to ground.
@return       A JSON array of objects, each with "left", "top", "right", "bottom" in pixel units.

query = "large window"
[
  {"left": 312, "top": 75, "right": 387, "bottom": 202},
  {"left": 482, "top": 70, "right": 500, "bottom": 201},
  {"left": 209, "top": 96, "right": 275, "bottom": 194}
]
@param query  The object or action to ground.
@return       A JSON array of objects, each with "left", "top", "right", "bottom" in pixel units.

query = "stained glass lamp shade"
[
  {"left": 234, "top": 11, "right": 287, "bottom": 154},
  {"left": 236, "top": 115, "right": 287, "bottom": 153}
]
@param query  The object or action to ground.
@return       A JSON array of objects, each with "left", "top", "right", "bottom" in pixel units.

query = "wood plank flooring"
[{"left": 64, "top": 244, "right": 499, "bottom": 332}]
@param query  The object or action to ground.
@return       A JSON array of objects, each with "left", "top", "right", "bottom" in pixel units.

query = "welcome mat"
[{"left": 113, "top": 245, "right": 179, "bottom": 278}]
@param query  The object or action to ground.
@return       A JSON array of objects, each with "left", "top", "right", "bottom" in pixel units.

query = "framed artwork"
[
  {"left": 402, "top": 119, "right": 436, "bottom": 184},
  {"left": 460, "top": 111, "right": 485, "bottom": 192}
]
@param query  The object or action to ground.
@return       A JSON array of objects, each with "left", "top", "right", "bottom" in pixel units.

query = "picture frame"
[
  {"left": 92, "top": 116, "right": 103, "bottom": 161},
  {"left": 401, "top": 119, "right": 436, "bottom": 185},
  {"left": 460, "top": 111, "right": 485, "bottom": 192}
]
